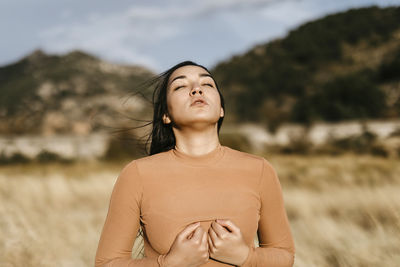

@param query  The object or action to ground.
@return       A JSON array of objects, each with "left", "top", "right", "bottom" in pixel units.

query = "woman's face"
[{"left": 163, "top": 65, "right": 224, "bottom": 129}]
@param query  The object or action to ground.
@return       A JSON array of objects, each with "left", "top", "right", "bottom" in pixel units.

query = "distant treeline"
[
  {"left": 1, "top": 6, "right": 400, "bottom": 135},
  {"left": 212, "top": 6, "right": 400, "bottom": 130}
]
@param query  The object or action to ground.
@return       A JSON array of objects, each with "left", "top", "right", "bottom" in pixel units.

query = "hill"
[
  {"left": 211, "top": 6, "right": 400, "bottom": 131},
  {"left": 1, "top": 6, "right": 400, "bottom": 136},
  {"left": 0, "top": 49, "right": 155, "bottom": 135}
]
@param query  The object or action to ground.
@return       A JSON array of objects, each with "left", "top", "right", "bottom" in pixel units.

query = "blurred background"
[{"left": 1, "top": 0, "right": 400, "bottom": 266}]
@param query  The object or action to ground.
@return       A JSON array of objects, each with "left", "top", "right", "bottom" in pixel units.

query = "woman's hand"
[
  {"left": 164, "top": 222, "right": 209, "bottom": 267},
  {"left": 207, "top": 219, "right": 250, "bottom": 266}
]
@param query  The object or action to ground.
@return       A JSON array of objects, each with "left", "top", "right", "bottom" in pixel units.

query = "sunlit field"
[{"left": 1, "top": 154, "right": 399, "bottom": 267}]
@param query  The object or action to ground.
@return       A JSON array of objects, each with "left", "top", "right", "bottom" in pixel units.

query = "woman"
[{"left": 95, "top": 61, "right": 295, "bottom": 266}]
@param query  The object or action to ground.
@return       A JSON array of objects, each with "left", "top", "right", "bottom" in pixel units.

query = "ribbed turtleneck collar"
[{"left": 169, "top": 143, "right": 225, "bottom": 166}]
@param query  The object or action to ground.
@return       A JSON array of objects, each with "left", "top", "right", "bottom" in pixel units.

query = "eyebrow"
[{"left": 169, "top": 73, "right": 213, "bottom": 86}]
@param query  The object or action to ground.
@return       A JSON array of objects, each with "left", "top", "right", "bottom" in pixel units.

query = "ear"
[
  {"left": 163, "top": 114, "right": 171, "bottom": 124},
  {"left": 220, "top": 107, "right": 224, "bottom": 118}
]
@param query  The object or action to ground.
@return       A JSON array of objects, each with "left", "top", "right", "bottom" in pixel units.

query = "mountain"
[
  {"left": 211, "top": 6, "right": 400, "bottom": 131},
  {"left": 1, "top": 6, "right": 400, "bottom": 136},
  {"left": 0, "top": 49, "right": 155, "bottom": 135}
]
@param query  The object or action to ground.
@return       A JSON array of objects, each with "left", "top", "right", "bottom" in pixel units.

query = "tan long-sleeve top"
[{"left": 95, "top": 143, "right": 295, "bottom": 266}]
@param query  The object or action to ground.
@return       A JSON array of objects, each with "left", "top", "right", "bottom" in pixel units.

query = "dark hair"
[
  {"left": 110, "top": 61, "right": 225, "bottom": 157},
  {"left": 147, "top": 60, "right": 225, "bottom": 155}
]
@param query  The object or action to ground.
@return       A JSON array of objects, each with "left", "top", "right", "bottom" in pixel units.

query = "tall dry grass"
[
  {"left": 0, "top": 154, "right": 399, "bottom": 266},
  {"left": 268, "top": 154, "right": 400, "bottom": 266}
]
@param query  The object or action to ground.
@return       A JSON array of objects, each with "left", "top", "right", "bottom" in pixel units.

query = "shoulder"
[
  {"left": 222, "top": 145, "right": 273, "bottom": 171},
  {"left": 223, "top": 145, "right": 264, "bottom": 161},
  {"left": 114, "top": 151, "right": 171, "bottom": 188},
  {"left": 119, "top": 149, "right": 171, "bottom": 172},
  {"left": 225, "top": 145, "right": 278, "bottom": 172}
]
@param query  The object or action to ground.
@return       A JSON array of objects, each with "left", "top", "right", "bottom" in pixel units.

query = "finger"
[
  {"left": 191, "top": 224, "right": 204, "bottom": 241},
  {"left": 180, "top": 222, "right": 200, "bottom": 239},
  {"left": 208, "top": 226, "right": 219, "bottom": 243},
  {"left": 211, "top": 220, "right": 228, "bottom": 237},
  {"left": 207, "top": 232, "right": 215, "bottom": 249},
  {"left": 187, "top": 231, "right": 194, "bottom": 239},
  {"left": 216, "top": 219, "right": 238, "bottom": 234},
  {"left": 202, "top": 231, "right": 207, "bottom": 246}
]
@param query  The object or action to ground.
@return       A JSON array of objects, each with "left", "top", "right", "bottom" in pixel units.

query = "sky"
[{"left": 1, "top": 0, "right": 399, "bottom": 72}]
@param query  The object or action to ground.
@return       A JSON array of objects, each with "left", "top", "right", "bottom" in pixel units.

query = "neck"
[{"left": 172, "top": 124, "right": 220, "bottom": 156}]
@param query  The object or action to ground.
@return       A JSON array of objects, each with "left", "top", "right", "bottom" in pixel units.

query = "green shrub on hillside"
[
  {"left": 212, "top": 6, "right": 400, "bottom": 128},
  {"left": 313, "top": 71, "right": 385, "bottom": 121}
]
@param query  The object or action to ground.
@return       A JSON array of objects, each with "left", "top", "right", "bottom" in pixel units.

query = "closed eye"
[
  {"left": 203, "top": 83, "right": 214, "bottom": 87},
  {"left": 174, "top": 86, "right": 185, "bottom": 90}
]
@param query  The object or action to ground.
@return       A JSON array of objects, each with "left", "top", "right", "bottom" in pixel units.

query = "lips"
[{"left": 190, "top": 97, "right": 208, "bottom": 106}]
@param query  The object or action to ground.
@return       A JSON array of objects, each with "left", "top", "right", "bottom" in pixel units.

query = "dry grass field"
[{"left": 0, "top": 153, "right": 399, "bottom": 267}]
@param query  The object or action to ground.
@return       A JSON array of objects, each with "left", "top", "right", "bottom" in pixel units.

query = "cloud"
[
  {"left": 38, "top": 0, "right": 289, "bottom": 70},
  {"left": 37, "top": 0, "right": 395, "bottom": 71},
  {"left": 125, "top": 0, "right": 285, "bottom": 21},
  {"left": 39, "top": 7, "right": 173, "bottom": 70}
]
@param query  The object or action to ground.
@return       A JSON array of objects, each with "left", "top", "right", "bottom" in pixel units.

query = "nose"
[{"left": 190, "top": 84, "right": 203, "bottom": 96}]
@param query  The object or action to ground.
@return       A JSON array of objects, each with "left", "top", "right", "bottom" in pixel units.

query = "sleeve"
[
  {"left": 94, "top": 161, "right": 165, "bottom": 267},
  {"left": 240, "top": 159, "right": 296, "bottom": 267}
]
